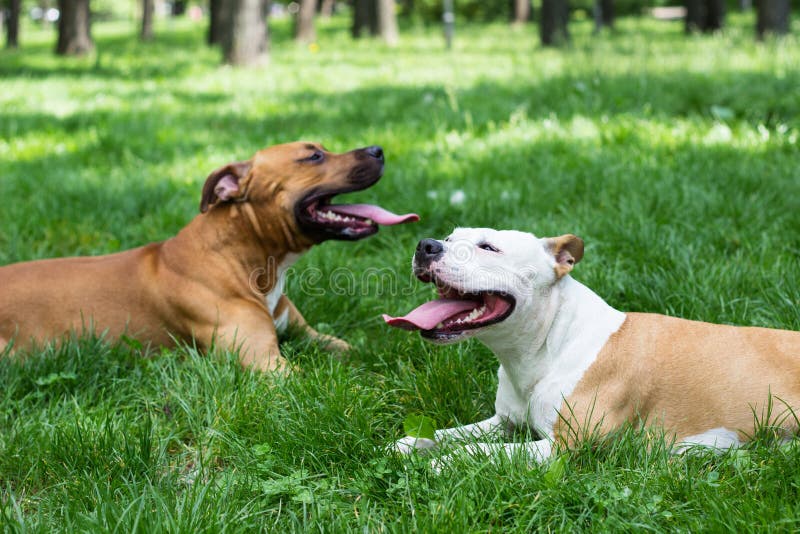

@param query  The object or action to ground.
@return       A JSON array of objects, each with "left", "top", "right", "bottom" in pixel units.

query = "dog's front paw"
[
  {"left": 317, "top": 334, "right": 351, "bottom": 354},
  {"left": 391, "top": 436, "right": 438, "bottom": 455}
]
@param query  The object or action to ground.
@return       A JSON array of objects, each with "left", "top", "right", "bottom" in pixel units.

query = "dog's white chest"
[
  {"left": 490, "top": 279, "right": 627, "bottom": 436},
  {"left": 265, "top": 253, "right": 300, "bottom": 330}
]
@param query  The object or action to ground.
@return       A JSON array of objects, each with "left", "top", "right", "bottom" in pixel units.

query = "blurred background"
[{"left": 0, "top": 0, "right": 794, "bottom": 62}]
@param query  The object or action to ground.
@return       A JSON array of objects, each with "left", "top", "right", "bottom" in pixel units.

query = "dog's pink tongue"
[
  {"left": 328, "top": 204, "right": 419, "bottom": 225},
  {"left": 382, "top": 299, "right": 479, "bottom": 331}
]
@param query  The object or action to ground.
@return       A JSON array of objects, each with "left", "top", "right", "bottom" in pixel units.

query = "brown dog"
[{"left": 0, "top": 142, "right": 418, "bottom": 371}]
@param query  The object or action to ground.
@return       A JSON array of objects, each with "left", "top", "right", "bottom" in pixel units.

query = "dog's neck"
[
  {"left": 479, "top": 276, "right": 626, "bottom": 399},
  {"left": 164, "top": 205, "right": 311, "bottom": 291}
]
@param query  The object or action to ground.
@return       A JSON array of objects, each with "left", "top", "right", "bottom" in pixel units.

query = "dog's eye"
[
  {"left": 307, "top": 151, "right": 324, "bottom": 162},
  {"left": 478, "top": 243, "right": 500, "bottom": 252}
]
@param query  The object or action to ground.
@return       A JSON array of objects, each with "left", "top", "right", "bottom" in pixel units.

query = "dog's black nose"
[
  {"left": 415, "top": 238, "right": 443, "bottom": 262},
  {"left": 365, "top": 145, "right": 384, "bottom": 162}
]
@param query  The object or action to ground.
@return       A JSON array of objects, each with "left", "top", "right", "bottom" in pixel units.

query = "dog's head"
[
  {"left": 200, "top": 142, "right": 418, "bottom": 244},
  {"left": 383, "top": 227, "right": 583, "bottom": 344}
]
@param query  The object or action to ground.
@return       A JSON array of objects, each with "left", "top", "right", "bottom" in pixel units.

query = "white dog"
[{"left": 384, "top": 228, "right": 800, "bottom": 464}]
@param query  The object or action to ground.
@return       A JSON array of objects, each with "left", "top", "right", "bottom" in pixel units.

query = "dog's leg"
[
  {"left": 431, "top": 439, "right": 554, "bottom": 472},
  {"left": 277, "top": 295, "right": 351, "bottom": 353},
  {"left": 210, "top": 304, "right": 287, "bottom": 373},
  {"left": 435, "top": 415, "right": 510, "bottom": 442},
  {"left": 393, "top": 414, "right": 510, "bottom": 454},
  {"left": 673, "top": 427, "right": 742, "bottom": 454}
]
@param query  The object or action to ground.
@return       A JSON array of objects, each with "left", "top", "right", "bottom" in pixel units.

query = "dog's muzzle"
[{"left": 413, "top": 238, "right": 443, "bottom": 281}]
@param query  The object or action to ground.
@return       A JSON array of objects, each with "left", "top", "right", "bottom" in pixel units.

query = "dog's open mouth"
[
  {"left": 382, "top": 281, "right": 516, "bottom": 340},
  {"left": 299, "top": 191, "right": 419, "bottom": 241}
]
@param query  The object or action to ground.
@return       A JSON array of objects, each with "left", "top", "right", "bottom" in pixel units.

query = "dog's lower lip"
[
  {"left": 297, "top": 182, "right": 418, "bottom": 243},
  {"left": 430, "top": 291, "right": 514, "bottom": 333},
  {"left": 415, "top": 271, "right": 432, "bottom": 283},
  {"left": 421, "top": 329, "right": 466, "bottom": 341},
  {"left": 305, "top": 196, "right": 377, "bottom": 226},
  {"left": 298, "top": 191, "right": 379, "bottom": 240}
]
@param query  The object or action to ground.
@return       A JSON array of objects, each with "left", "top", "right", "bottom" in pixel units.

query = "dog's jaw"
[
  {"left": 383, "top": 264, "right": 517, "bottom": 343},
  {"left": 295, "top": 164, "right": 418, "bottom": 242}
]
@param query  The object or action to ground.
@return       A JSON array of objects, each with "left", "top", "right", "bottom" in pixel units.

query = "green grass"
[{"left": 2, "top": 12, "right": 800, "bottom": 531}]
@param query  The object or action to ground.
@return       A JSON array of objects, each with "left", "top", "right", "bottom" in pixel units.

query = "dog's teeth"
[
  {"left": 436, "top": 322, "right": 444, "bottom": 329},
  {"left": 320, "top": 210, "right": 353, "bottom": 223},
  {"left": 365, "top": 219, "right": 373, "bottom": 225},
  {"left": 463, "top": 306, "right": 486, "bottom": 323}
]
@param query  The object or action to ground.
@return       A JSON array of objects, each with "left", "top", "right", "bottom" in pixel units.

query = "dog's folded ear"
[
  {"left": 200, "top": 161, "right": 252, "bottom": 213},
  {"left": 545, "top": 234, "right": 584, "bottom": 278}
]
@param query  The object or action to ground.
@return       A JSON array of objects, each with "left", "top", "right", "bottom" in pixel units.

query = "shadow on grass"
[
  {"left": 0, "top": 24, "right": 215, "bottom": 80},
  {"left": 1, "top": 93, "right": 797, "bottom": 249},
  {"left": 2, "top": 66, "right": 799, "bottom": 147}
]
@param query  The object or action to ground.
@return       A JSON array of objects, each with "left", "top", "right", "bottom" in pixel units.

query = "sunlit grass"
[{"left": 1, "top": 12, "right": 799, "bottom": 531}]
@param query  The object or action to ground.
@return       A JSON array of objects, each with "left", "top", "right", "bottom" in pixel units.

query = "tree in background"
[
  {"left": 319, "top": 0, "right": 335, "bottom": 17},
  {"left": 56, "top": 0, "right": 93, "bottom": 55},
  {"left": 594, "top": 0, "right": 614, "bottom": 31},
  {"left": 377, "top": 0, "right": 399, "bottom": 45},
  {"left": 140, "top": 0, "right": 154, "bottom": 41},
  {"left": 4, "top": 0, "right": 20, "bottom": 48},
  {"left": 171, "top": 0, "right": 186, "bottom": 16},
  {"left": 756, "top": 0, "right": 790, "bottom": 38},
  {"left": 207, "top": 0, "right": 226, "bottom": 45},
  {"left": 352, "top": 0, "right": 378, "bottom": 38},
  {"left": 295, "top": 0, "right": 317, "bottom": 43},
  {"left": 222, "top": 0, "right": 268, "bottom": 65},
  {"left": 511, "top": 0, "right": 532, "bottom": 25},
  {"left": 352, "top": 0, "right": 398, "bottom": 44},
  {"left": 540, "top": 0, "right": 569, "bottom": 46},
  {"left": 685, "top": 0, "right": 725, "bottom": 32}
]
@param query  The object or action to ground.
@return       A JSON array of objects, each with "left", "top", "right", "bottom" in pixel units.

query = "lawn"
[{"left": 1, "top": 11, "right": 800, "bottom": 531}]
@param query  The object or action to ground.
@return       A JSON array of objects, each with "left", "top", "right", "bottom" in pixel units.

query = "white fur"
[
  {"left": 674, "top": 428, "right": 741, "bottom": 453},
  {"left": 266, "top": 253, "right": 299, "bottom": 333},
  {"left": 394, "top": 228, "right": 625, "bottom": 466}
]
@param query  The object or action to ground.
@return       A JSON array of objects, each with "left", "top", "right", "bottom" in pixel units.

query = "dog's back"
[
  {"left": 558, "top": 312, "right": 800, "bottom": 443},
  {"left": 0, "top": 244, "right": 175, "bottom": 353}
]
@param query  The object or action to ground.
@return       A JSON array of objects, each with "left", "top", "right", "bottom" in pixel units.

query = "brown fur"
[
  {"left": 0, "top": 142, "right": 373, "bottom": 371},
  {"left": 555, "top": 312, "right": 800, "bottom": 446}
]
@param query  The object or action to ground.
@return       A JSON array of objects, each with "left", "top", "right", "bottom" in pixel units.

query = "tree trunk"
[
  {"left": 377, "top": 0, "right": 398, "bottom": 45},
  {"left": 6, "top": 0, "right": 21, "bottom": 48},
  {"left": 140, "top": 0, "right": 154, "bottom": 41},
  {"left": 352, "top": 0, "right": 378, "bottom": 38},
  {"left": 222, "top": 0, "right": 268, "bottom": 66},
  {"left": 56, "top": 0, "right": 94, "bottom": 55},
  {"left": 443, "top": 0, "right": 453, "bottom": 48},
  {"left": 685, "top": 0, "right": 725, "bottom": 32},
  {"left": 295, "top": 0, "right": 317, "bottom": 43},
  {"left": 208, "top": 0, "right": 227, "bottom": 45},
  {"left": 512, "top": 0, "right": 532, "bottom": 25},
  {"left": 593, "top": 0, "right": 613, "bottom": 31},
  {"left": 320, "top": 0, "right": 334, "bottom": 17},
  {"left": 756, "top": 0, "right": 790, "bottom": 38},
  {"left": 171, "top": 0, "right": 186, "bottom": 16},
  {"left": 540, "top": 0, "right": 569, "bottom": 46}
]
